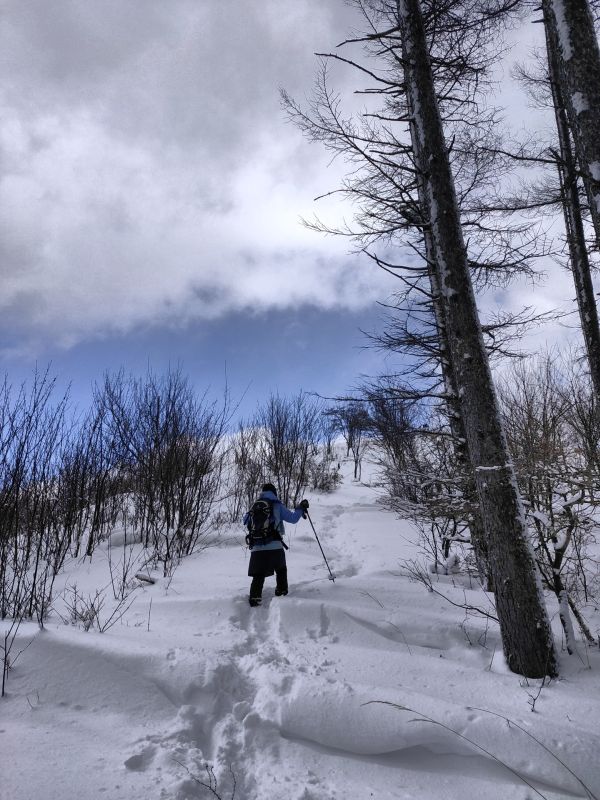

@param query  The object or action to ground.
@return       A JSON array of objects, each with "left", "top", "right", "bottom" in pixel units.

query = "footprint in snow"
[{"left": 124, "top": 744, "right": 156, "bottom": 772}]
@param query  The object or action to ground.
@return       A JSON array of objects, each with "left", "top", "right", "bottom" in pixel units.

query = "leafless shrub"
[
  {"left": 0, "top": 369, "right": 71, "bottom": 626},
  {"left": 227, "top": 393, "right": 336, "bottom": 516},
  {"left": 174, "top": 760, "right": 237, "bottom": 800},
  {"left": 403, "top": 558, "right": 497, "bottom": 622},
  {"left": 364, "top": 382, "right": 479, "bottom": 572},
  {"left": 58, "top": 583, "right": 138, "bottom": 633},
  {"left": 499, "top": 354, "right": 600, "bottom": 651},
  {"left": 56, "top": 402, "right": 118, "bottom": 560},
  {"left": 59, "top": 584, "right": 101, "bottom": 631},
  {"left": 224, "top": 424, "right": 265, "bottom": 522},
  {"left": 255, "top": 392, "right": 325, "bottom": 506},
  {"left": 2, "top": 616, "right": 35, "bottom": 697},
  {"left": 326, "top": 402, "right": 371, "bottom": 480},
  {"left": 96, "top": 368, "right": 229, "bottom": 576},
  {"left": 0, "top": 365, "right": 233, "bottom": 627},
  {"left": 309, "top": 448, "right": 342, "bottom": 492},
  {"left": 107, "top": 526, "right": 143, "bottom": 601}
]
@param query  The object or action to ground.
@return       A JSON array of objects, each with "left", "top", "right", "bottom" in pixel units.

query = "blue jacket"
[{"left": 243, "top": 490, "right": 304, "bottom": 551}]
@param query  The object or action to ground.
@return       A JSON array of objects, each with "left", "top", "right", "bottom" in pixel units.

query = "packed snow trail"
[{"left": 3, "top": 463, "right": 600, "bottom": 799}]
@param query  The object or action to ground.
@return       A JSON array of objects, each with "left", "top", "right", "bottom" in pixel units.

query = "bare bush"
[
  {"left": 224, "top": 424, "right": 265, "bottom": 522},
  {"left": 364, "top": 383, "right": 481, "bottom": 575},
  {"left": 2, "top": 616, "right": 35, "bottom": 697},
  {"left": 58, "top": 583, "right": 138, "bottom": 633},
  {"left": 326, "top": 402, "right": 370, "bottom": 480},
  {"left": 255, "top": 393, "right": 324, "bottom": 506},
  {"left": 107, "top": 527, "right": 144, "bottom": 601},
  {"left": 499, "top": 355, "right": 600, "bottom": 650},
  {"left": 0, "top": 369, "right": 71, "bottom": 625},
  {"left": 227, "top": 393, "right": 334, "bottom": 515},
  {"left": 309, "top": 447, "right": 342, "bottom": 492},
  {"left": 0, "top": 365, "right": 232, "bottom": 626},
  {"left": 96, "top": 368, "right": 229, "bottom": 576}
]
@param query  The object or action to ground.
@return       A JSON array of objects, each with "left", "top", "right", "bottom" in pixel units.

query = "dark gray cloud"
[
  {"left": 1, "top": 0, "right": 391, "bottom": 355},
  {"left": 3, "top": 1, "right": 570, "bottom": 364}
]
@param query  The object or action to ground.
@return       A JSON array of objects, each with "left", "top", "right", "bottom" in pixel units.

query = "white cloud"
[
  {"left": 3, "top": 0, "right": 584, "bottom": 366},
  {"left": 0, "top": 0, "right": 392, "bottom": 353}
]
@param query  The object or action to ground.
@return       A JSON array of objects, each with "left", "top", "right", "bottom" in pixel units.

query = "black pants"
[{"left": 250, "top": 567, "right": 288, "bottom": 599}]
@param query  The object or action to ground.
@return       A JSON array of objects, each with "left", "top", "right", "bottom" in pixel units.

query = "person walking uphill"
[{"left": 244, "top": 483, "right": 309, "bottom": 607}]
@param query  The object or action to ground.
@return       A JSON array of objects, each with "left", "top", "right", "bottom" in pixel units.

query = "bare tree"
[
  {"left": 499, "top": 355, "right": 599, "bottom": 651},
  {"left": 395, "top": 0, "right": 557, "bottom": 677},
  {"left": 255, "top": 393, "right": 324, "bottom": 507},
  {"left": 542, "top": 0, "right": 600, "bottom": 245},
  {"left": 96, "top": 369, "right": 229, "bottom": 576},
  {"left": 327, "top": 402, "right": 370, "bottom": 479},
  {"left": 547, "top": 31, "right": 600, "bottom": 401},
  {"left": 283, "top": 0, "right": 562, "bottom": 595},
  {"left": 0, "top": 369, "right": 71, "bottom": 625},
  {"left": 510, "top": 10, "right": 600, "bottom": 401},
  {"left": 284, "top": 0, "right": 557, "bottom": 676},
  {"left": 225, "top": 423, "right": 265, "bottom": 522},
  {"left": 0, "top": 364, "right": 234, "bottom": 630}
]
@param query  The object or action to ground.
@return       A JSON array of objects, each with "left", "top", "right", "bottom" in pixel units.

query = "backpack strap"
[{"left": 266, "top": 499, "right": 288, "bottom": 547}]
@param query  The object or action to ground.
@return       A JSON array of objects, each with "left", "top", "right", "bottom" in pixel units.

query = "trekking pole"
[{"left": 306, "top": 511, "right": 336, "bottom": 582}]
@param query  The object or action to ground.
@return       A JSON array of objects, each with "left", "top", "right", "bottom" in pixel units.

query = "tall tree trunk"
[
  {"left": 426, "top": 228, "right": 491, "bottom": 588},
  {"left": 543, "top": 0, "right": 600, "bottom": 245},
  {"left": 544, "top": 6, "right": 600, "bottom": 401},
  {"left": 406, "top": 83, "right": 491, "bottom": 587},
  {"left": 397, "top": 0, "right": 557, "bottom": 678}
]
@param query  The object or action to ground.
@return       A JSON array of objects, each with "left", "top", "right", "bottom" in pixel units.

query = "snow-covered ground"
[{"left": 3, "top": 459, "right": 600, "bottom": 800}]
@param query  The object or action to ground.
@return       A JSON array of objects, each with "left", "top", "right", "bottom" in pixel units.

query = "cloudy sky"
[{"left": 0, "top": 1, "right": 579, "bottom": 416}]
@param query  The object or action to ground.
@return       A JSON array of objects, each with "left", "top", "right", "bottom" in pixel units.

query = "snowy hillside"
[{"left": 3, "top": 459, "right": 600, "bottom": 800}]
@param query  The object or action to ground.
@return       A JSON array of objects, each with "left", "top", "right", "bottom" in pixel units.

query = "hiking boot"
[
  {"left": 274, "top": 588, "right": 288, "bottom": 597},
  {"left": 249, "top": 596, "right": 262, "bottom": 607}
]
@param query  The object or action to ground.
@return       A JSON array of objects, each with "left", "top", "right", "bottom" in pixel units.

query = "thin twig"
[
  {"left": 364, "top": 701, "right": 550, "bottom": 800},
  {"left": 468, "top": 706, "right": 598, "bottom": 800}
]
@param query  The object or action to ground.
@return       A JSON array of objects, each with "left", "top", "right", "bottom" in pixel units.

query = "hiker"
[{"left": 244, "top": 483, "right": 309, "bottom": 607}]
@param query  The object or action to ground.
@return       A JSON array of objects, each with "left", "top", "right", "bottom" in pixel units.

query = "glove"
[{"left": 296, "top": 499, "right": 309, "bottom": 518}]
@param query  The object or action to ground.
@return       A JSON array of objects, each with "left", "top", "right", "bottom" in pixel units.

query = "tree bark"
[
  {"left": 543, "top": 0, "right": 600, "bottom": 245},
  {"left": 426, "top": 223, "right": 491, "bottom": 588},
  {"left": 397, "top": 0, "right": 557, "bottom": 678},
  {"left": 544, "top": 5, "right": 600, "bottom": 401},
  {"left": 404, "top": 77, "right": 491, "bottom": 588}
]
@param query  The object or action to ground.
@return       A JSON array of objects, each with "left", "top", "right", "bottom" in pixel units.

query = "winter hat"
[{"left": 262, "top": 483, "right": 277, "bottom": 496}]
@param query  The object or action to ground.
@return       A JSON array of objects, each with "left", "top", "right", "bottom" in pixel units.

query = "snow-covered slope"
[{"left": 3, "top": 461, "right": 600, "bottom": 800}]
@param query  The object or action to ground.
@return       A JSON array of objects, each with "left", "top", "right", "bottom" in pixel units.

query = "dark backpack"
[{"left": 245, "top": 498, "right": 278, "bottom": 548}]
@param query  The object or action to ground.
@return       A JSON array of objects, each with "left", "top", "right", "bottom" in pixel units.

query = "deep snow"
[{"left": 2, "top": 458, "right": 600, "bottom": 800}]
